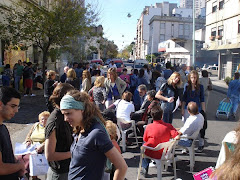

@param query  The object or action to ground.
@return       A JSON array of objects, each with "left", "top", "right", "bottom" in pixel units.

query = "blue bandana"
[{"left": 60, "top": 95, "right": 85, "bottom": 110}]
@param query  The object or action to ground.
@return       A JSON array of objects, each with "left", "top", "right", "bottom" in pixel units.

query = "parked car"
[
  {"left": 91, "top": 59, "right": 103, "bottom": 65},
  {"left": 133, "top": 59, "right": 148, "bottom": 70},
  {"left": 201, "top": 64, "right": 218, "bottom": 76}
]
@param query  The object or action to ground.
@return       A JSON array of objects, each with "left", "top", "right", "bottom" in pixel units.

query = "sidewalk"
[{"left": 210, "top": 76, "right": 228, "bottom": 95}]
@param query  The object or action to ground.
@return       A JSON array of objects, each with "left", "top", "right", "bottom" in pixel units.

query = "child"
[{"left": 105, "top": 120, "right": 121, "bottom": 153}]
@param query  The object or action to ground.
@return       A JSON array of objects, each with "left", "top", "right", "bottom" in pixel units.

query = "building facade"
[
  {"left": 180, "top": 0, "right": 206, "bottom": 17},
  {"left": 136, "top": 2, "right": 177, "bottom": 59},
  {"left": 148, "top": 15, "right": 205, "bottom": 65},
  {"left": 203, "top": 0, "right": 240, "bottom": 79}
]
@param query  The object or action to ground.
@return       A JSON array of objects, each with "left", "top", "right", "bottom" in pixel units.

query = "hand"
[
  {"left": 25, "top": 141, "right": 31, "bottom": 148},
  {"left": 167, "top": 97, "right": 174, "bottom": 103},
  {"left": 36, "top": 146, "right": 44, "bottom": 153}
]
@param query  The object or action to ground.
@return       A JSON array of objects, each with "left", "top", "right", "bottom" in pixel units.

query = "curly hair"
[
  {"left": 49, "top": 83, "right": 75, "bottom": 107},
  {"left": 66, "top": 90, "right": 106, "bottom": 134},
  {"left": 187, "top": 70, "right": 200, "bottom": 92}
]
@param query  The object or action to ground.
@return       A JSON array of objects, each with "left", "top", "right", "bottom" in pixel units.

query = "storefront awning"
[
  {"left": 158, "top": 48, "right": 166, "bottom": 52},
  {"left": 208, "top": 43, "right": 240, "bottom": 50}
]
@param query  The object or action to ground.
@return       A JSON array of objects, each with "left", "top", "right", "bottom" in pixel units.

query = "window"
[
  {"left": 211, "top": 27, "right": 217, "bottom": 36},
  {"left": 179, "top": 24, "right": 184, "bottom": 37},
  {"left": 160, "top": 34, "right": 165, "bottom": 41},
  {"left": 219, "top": 0, "right": 224, "bottom": 10},
  {"left": 238, "top": 21, "right": 240, "bottom": 34},
  {"left": 160, "top": 23, "right": 165, "bottom": 29},
  {"left": 218, "top": 26, "right": 224, "bottom": 37},
  {"left": 184, "top": 24, "right": 190, "bottom": 38},
  {"left": 212, "top": 1, "right": 217, "bottom": 13}
]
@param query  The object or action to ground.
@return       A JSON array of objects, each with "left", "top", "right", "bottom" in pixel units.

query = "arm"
[
  {"left": 0, "top": 152, "right": 25, "bottom": 176},
  {"left": 155, "top": 90, "right": 174, "bottom": 102},
  {"left": 24, "top": 123, "right": 36, "bottom": 143},
  {"left": 45, "top": 130, "right": 71, "bottom": 161},
  {"left": 105, "top": 147, "right": 127, "bottom": 180},
  {"left": 200, "top": 85, "right": 206, "bottom": 112}
]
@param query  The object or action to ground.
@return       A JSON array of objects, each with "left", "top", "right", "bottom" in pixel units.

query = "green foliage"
[
  {"left": 224, "top": 76, "right": 233, "bottom": 86},
  {"left": 0, "top": 0, "right": 98, "bottom": 75},
  {"left": 146, "top": 54, "right": 156, "bottom": 62}
]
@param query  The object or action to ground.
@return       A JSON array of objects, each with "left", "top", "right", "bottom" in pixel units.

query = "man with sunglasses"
[{"left": 0, "top": 87, "right": 25, "bottom": 179}]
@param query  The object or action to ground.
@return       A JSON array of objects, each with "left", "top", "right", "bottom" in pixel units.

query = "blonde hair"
[
  {"left": 38, "top": 111, "right": 50, "bottom": 120},
  {"left": 167, "top": 72, "right": 182, "bottom": 87},
  {"left": 66, "top": 90, "right": 105, "bottom": 134},
  {"left": 94, "top": 76, "right": 105, "bottom": 87},
  {"left": 107, "top": 67, "right": 118, "bottom": 81},
  {"left": 82, "top": 70, "right": 91, "bottom": 83},
  {"left": 47, "top": 70, "right": 56, "bottom": 79},
  {"left": 105, "top": 120, "right": 117, "bottom": 140},
  {"left": 67, "top": 68, "right": 76, "bottom": 79}
]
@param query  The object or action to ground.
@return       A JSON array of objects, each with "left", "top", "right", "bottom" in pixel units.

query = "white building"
[
  {"left": 203, "top": 0, "right": 240, "bottom": 79},
  {"left": 180, "top": 0, "right": 206, "bottom": 17},
  {"left": 148, "top": 15, "right": 205, "bottom": 64},
  {"left": 136, "top": 2, "right": 177, "bottom": 59}
]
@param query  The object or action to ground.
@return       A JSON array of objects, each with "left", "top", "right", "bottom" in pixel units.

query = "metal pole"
[
  {"left": 151, "top": 27, "right": 153, "bottom": 64},
  {"left": 192, "top": 0, "right": 196, "bottom": 67}
]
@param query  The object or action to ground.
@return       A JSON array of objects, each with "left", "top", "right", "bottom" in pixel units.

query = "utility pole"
[
  {"left": 151, "top": 27, "right": 153, "bottom": 64},
  {"left": 192, "top": 0, "right": 196, "bottom": 66}
]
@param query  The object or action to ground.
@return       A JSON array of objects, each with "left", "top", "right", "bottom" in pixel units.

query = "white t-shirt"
[
  {"left": 114, "top": 99, "right": 135, "bottom": 122},
  {"left": 180, "top": 113, "right": 204, "bottom": 137}
]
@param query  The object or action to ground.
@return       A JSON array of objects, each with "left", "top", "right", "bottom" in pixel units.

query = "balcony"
[{"left": 209, "top": 36, "right": 216, "bottom": 41}]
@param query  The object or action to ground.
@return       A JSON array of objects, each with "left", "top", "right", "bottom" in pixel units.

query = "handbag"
[
  {"left": 29, "top": 154, "right": 49, "bottom": 176},
  {"left": 207, "top": 78, "right": 213, "bottom": 91}
]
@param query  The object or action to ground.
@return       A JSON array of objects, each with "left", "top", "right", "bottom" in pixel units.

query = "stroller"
[{"left": 216, "top": 98, "right": 232, "bottom": 119}]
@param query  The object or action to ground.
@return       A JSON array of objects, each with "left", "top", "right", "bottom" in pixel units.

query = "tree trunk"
[{"left": 42, "top": 51, "right": 48, "bottom": 82}]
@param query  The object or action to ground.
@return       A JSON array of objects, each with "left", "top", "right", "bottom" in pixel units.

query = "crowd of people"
[{"left": 0, "top": 60, "right": 239, "bottom": 180}]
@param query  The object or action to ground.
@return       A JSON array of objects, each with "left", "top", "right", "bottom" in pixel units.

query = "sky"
[{"left": 85, "top": 0, "right": 178, "bottom": 50}]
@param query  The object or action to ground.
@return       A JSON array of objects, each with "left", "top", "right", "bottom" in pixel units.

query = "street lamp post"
[
  {"left": 192, "top": 0, "right": 196, "bottom": 67},
  {"left": 151, "top": 27, "right": 153, "bottom": 64}
]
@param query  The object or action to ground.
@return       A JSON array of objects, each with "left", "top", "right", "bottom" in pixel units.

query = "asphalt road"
[{"left": 5, "top": 77, "right": 239, "bottom": 180}]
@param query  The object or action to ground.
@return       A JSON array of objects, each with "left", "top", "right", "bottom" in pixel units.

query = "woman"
[
  {"left": 200, "top": 70, "right": 212, "bottom": 109},
  {"left": 143, "top": 64, "right": 152, "bottom": 90},
  {"left": 17, "top": 111, "right": 50, "bottom": 180},
  {"left": 45, "top": 83, "right": 75, "bottom": 180},
  {"left": 60, "top": 90, "right": 128, "bottom": 179},
  {"left": 182, "top": 70, "right": 206, "bottom": 152},
  {"left": 44, "top": 70, "right": 58, "bottom": 113},
  {"left": 65, "top": 68, "right": 80, "bottom": 90},
  {"left": 88, "top": 76, "right": 107, "bottom": 112},
  {"left": 210, "top": 122, "right": 240, "bottom": 180},
  {"left": 137, "top": 69, "right": 148, "bottom": 88},
  {"left": 105, "top": 67, "right": 127, "bottom": 108},
  {"left": 81, "top": 70, "right": 91, "bottom": 92},
  {"left": 155, "top": 72, "right": 182, "bottom": 124}
]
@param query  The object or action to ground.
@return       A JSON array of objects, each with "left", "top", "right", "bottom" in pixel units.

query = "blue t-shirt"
[
  {"left": 68, "top": 121, "right": 113, "bottom": 180},
  {"left": 183, "top": 84, "right": 205, "bottom": 111}
]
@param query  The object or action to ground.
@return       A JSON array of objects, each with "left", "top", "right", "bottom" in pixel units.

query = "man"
[
  {"left": 14, "top": 60, "right": 24, "bottom": 91},
  {"left": 0, "top": 87, "right": 25, "bottom": 179},
  {"left": 178, "top": 64, "right": 187, "bottom": 101},
  {"left": 23, "top": 62, "right": 35, "bottom": 96},
  {"left": 133, "top": 84, "right": 148, "bottom": 111},
  {"left": 177, "top": 102, "right": 204, "bottom": 150},
  {"left": 109, "top": 60, "right": 117, "bottom": 68},
  {"left": 162, "top": 62, "right": 173, "bottom": 80},
  {"left": 60, "top": 66, "right": 69, "bottom": 83},
  {"left": 141, "top": 103, "right": 179, "bottom": 177},
  {"left": 227, "top": 72, "right": 240, "bottom": 119}
]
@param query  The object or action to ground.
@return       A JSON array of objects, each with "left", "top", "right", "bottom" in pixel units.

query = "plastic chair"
[
  {"left": 117, "top": 118, "right": 138, "bottom": 152},
  {"left": 137, "top": 140, "right": 177, "bottom": 180},
  {"left": 178, "top": 129, "right": 201, "bottom": 172}
]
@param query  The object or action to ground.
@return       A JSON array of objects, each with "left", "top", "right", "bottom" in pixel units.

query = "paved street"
[{"left": 5, "top": 77, "right": 239, "bottom": 180}]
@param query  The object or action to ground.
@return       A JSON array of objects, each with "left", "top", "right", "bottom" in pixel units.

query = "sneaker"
[
  {"left": 30, "top": 94, "right": 36, "bottom": 97},
  {"left": 140, "top": 167, "right": 148, "bottom": 178},
  {"left": 24, "top": 94, "right": 28, "bottom": 97},
  {"left": 196, "top": 146, "right": 204, "bottom": 153},
  {"left": 149, "top": 160, "right": 156, "bottom": 167}
]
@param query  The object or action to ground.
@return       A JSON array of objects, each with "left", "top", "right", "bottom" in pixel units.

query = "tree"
[
  {"left": 146, "top": 54, "right": 156, "bottom": 63},
  {"left": 0, "top": 0, "right": 98, "bottom": 78}
]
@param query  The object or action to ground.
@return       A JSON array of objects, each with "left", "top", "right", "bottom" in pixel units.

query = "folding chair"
[
  {"left": 137, "top": 140, "right": 177, "bottom": 180},
  {"left": 117, "top": 118, "right": 138, "bottom": 152}
]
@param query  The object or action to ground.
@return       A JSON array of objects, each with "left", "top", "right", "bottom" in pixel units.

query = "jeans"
[
  {"left": 178, "top": 139, "right": 193, "bottom": 147},
  {"left": 162, "top": 111, "right": 173, "bottom": 124},
  {"left": 14, "top": 76, "right": 21, "bottom": 91},
  {"left": 47, "top": 167, "right": 68, "bottom": 180},
  {"left": 230, "top": 97, "right": 239, "bottom": 115},
  {"left": 142, "top": 158, "right": 151, "bottom": 171}
]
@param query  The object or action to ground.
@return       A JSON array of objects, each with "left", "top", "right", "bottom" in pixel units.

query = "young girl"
[{"left": 60, "top": 91, "right": 127, "bottom": 179}]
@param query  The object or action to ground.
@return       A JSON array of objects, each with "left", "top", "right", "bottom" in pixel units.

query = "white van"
[{"left": 133, "top": 59, "right": 148, "bottom": 70}]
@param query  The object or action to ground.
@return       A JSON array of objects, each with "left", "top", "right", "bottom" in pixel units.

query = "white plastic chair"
[
  {"left": 137, "top": 140, "right": 177, "bottom": 180},
  {"left": 117, "top": 118, "right": 138, "bottom": 152},
  {"left": 178, "top": 129, "right": 201, "bottom": 172}
]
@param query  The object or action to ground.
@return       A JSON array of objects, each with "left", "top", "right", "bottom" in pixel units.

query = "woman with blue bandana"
[{"left": 60, "top": 90, "right": 127, "bottom": 180}]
